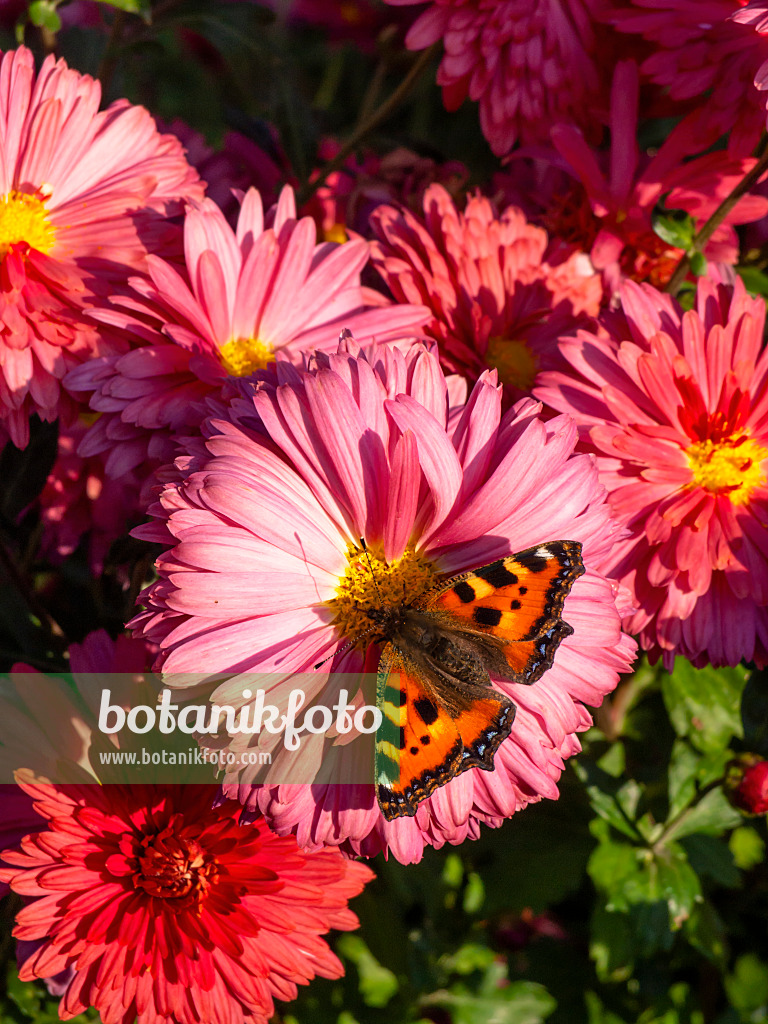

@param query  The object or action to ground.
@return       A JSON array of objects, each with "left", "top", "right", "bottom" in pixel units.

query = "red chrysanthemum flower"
[
  {"left": 370, "top": 183, "right": 601, "bottom": 398},
  {"left": 607, "top": 0, "right": 768, "bottom": 153},
  {"left": 0, "top": 46, "right": 203, "bottom": 448},
  {"left": 131, "top": 337, "right": 635, "bottom": 862},
  {"left": 66, "top": 186, "right": 428, "bottom": 479},
  {"left": 383, "top": 0, "right": 613, "bottom": 154},
  {"left": 536, "top": 274, "right": 768, "bottom": 668},
  {"left": 0, "top": 785, "right": 41, "bottom": 898},
  {"left": 546, "top": 61, "right": 768, "bottom": 296},
  {"left": 0, "top": 782, "right": 373, "bottom": 1024}
]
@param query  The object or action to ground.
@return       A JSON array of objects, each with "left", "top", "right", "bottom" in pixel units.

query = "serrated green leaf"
[
  {"left": 661, "top": 661, "right": 748, "bottom": 754},
  {"left": 668, "top": 740, "right": 700, "bottom": 819},
  {"left": 574, "top": 760, "right": 642, "bottom": 840},
  {"left": 654, "top": 844, "right": 702, "bottom": 926},
  {"left": 663, "top": 788, "right": 743, "bottom": 841}
]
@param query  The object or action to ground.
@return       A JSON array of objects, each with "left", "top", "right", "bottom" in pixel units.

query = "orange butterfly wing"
[
  {"left": 375, "top": 646, "right": 515, "bottom": 819},
  {"left": 425, "top": 541, "right": 584, "bottom": 683}
]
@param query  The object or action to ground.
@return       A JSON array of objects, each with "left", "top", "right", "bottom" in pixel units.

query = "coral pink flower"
[
  {"left": 131, "top": 337, "right": 635, "bottom": 863},
  {"left": 383, "top": 0, "right": 612, "bottom": 154},
  {"left": 607, "top": 0, "right": 768, "bottom": 153},
  {"left": 370, "top": 183, "right": 601, "bottom": 399},
  {"left": 66, "top": 186, "right": 429, "bottom": 478},
  {"left": 547, "top": 61, "right": 768, "bottom": 296},
  {"left": 536, "top": 275, "right": 768, "bottom": 668},
  {"left": 0, "top": 786, "right": 41, "bottom": 898},
  {"left": 0, "top": 782, "right": 373, "bottom": 1024},
  {"left": 0, "top": 46, "right": 203, "bottom": 448}
]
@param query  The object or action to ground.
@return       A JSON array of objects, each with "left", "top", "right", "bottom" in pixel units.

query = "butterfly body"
[{"left": 368, "top": 541, "right": 585, "bottom": 820}]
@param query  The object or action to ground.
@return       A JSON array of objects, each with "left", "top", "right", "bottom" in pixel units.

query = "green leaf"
[
  {"left": 680, "top": 835, "right": 739, "bottom": 888},
  {"left": 684, "top": 900, "right": 728, "bottom": 967},
  {"left": 93, "top": 0, "right": 152, "bottom": 20},
  {"left": 336, "top": 935, "right": 399, "bottom": 1009},
  {"left": 736, "top": 265, "right": 768, "bottom": 298},
  {"left": 725, "top": 954, "right": 768, "bottom": 1014},
  {"left": 652, "top": 206, "right": 695, "bottom": 249},
  {"left": 741, "top": 670, "right": 768, "bottom": 758},
  {"left": 667, "top": 740, "right": 700, "bottom": 819},
  {"left": 27, "top": 0, "right": 61, "bottom": 30},
  {"left": 661, "top": 660, "right": 748, "bottom": 754},
  {"left": 729, "top": 826, "right": 765, "bottom": 870},
  {"left": 421, "top": 981, "right": 556, "bottom": 1024},
  {"left": 574, "top": 760, "right": 643, "bottom": 840},
  {"left": 689, "top": 252, "right": 708, "bottom": 277},
  {"left": 663, "top": 788, "right": 743, "bottom": 841},
  {"left": 590, "top": 903, "right": 635, "bottom": 982}
]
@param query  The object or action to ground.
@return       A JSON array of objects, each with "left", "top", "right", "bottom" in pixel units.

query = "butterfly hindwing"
[
  {"left": 375, "top": 645, "right": 515, "bottom": 819},
  {"left": 426, "top": 541, "right": 584, "bottom": 684}
]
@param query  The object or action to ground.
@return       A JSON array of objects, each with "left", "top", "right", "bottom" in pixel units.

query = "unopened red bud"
[{"left": 725, "top": 754, "right": 768, "bottom": 815}]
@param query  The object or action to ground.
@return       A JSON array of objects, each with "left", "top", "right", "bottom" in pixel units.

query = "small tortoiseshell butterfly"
[{"left": 364, "top": 541, "right": 585, "bottom": 820}]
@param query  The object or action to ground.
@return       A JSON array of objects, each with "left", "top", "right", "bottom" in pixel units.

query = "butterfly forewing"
[{"left": 425, "top": 541, "right": 584, "bottom": 683}]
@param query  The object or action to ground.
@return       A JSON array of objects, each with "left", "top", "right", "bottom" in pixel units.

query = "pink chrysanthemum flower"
[
  {"left": 0, "top": 46, "right": 203, "bottom": 448},
  {"left": 0, "top": 782, "right": 373, "bottom": 1024},
  {"left": 131, "top": 337, "right": 635, "bottom": 863},
  {"left": 607, "top": 0, "right": 768, "bottom": 153},
  {"left": 66, "top": 186, "right": 429, "bottom": 478},
  {"left": 383, "top": 0, "right": 612, "bottom": 154},
  {"left": 536, "top": 275, "right": 768, "bottom": 668},
  {"left": 0, "top": 786, "right": 41, "bottom": 898},
  {"left": 370, "top": 183, "right": 601, "bottom": 399},
  {"left": 547, "top": 61, "right": 768, "bottom": 297}
]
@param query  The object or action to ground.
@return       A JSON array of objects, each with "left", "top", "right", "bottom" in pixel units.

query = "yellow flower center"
[
  {"left": 219, "top": 337, "right": 274, "bottom": 377},
  {"left": 328, "top": 544, "right": 437, "bottom": 647},
  {"left": 0, "top": 189, "right": 55, "bottom": 257},
  {"left": 323, "top": 223, "right": 348, "bottom": 244},
  {"left": 686, "top": 434, "right": 767, "bottom": 505},
  {"left": 485, "top": 336, "right": 539, "bottom": 391}
]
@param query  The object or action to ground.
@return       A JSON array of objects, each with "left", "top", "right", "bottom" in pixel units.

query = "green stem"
[
  {"left": 297, "top": 42, "right": 440, "bottom": 207},
  {"left": 666, "top": 136, "right": 768, "bottom": 295}
]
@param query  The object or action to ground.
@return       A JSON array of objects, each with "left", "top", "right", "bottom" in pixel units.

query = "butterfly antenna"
[
  {"left": 359, "top": 537, "right": 384, "bottom": 607},
  {"left": 313, "top": 625, "right": 377, "bottom": 669}
]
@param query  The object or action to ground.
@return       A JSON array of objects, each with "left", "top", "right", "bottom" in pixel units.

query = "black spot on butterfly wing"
[{"left": 475, "top": 562, "right": 518, "bottom": 588}]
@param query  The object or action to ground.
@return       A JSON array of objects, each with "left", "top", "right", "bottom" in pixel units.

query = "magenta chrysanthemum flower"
[
  {"left": 370, "top": 183, "right": 601, "bottom": 399},
  {"left": 536, "top": 275, "right": 768, "bottom": 668},
  {"left": 131, "top": 338, "right": 635, "bottom": 863},
  {"left": 383, "top": 0, "right": 611, "bottom": 154},
  {"left": 66, "top": 186, "right": 429, "bottom": 478},
  {"left": 0, "top": 46, "right": 203, "bottom": 448},
  {"left": 0, "top": 782, "right": 373, "bottom": 1024},
  {"left": 0, "top": 786, "right": 41, "bottom": 898},
  {"left": 548, "top": 61, "right": 768, "bottom": 296},
  {"left": 607, "top": 0, "right": 768, "bottom": 153}
]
